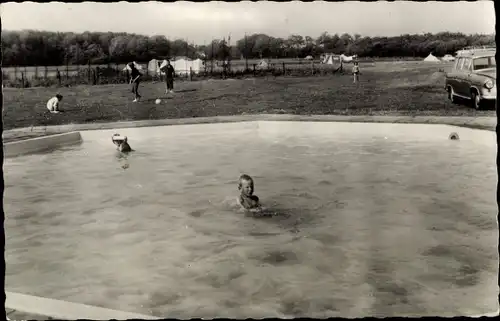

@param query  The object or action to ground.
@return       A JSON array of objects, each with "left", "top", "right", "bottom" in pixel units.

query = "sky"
[{"left": 1, "top": 1, "right": 495, "bottom": 44}]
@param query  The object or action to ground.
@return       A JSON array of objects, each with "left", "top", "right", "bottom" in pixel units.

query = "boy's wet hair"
[
  {"left": 56, "top": 94, "right": 63, "bottom": 100},
  {"left": 238, "top": 174, "right": 254, "bottom": 188}
]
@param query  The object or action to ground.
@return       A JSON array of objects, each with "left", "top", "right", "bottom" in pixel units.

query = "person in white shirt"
[{"left": 47, "top": 94, "right": 63, "bottom": 113}]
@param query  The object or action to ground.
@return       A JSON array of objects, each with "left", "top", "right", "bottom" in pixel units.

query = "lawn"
[{"left": 2, "top": 61, "right": 495, "bottom": 131}]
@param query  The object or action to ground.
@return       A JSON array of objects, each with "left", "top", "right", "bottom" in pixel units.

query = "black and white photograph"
[{"left": 1, "top": 1, "right": 498, "bottom": 319}]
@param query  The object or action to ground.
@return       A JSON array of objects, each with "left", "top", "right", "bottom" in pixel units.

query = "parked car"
[{"left": 445, "top": 47, "right": 496, "bottom": 109}]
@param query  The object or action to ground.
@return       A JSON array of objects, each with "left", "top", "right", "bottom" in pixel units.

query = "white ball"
[{"left": 155, "top": 99, "right": 162, "bottom": 105}]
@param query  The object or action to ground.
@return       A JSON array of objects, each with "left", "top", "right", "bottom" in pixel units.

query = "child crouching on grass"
[{"left": 46, "top": 94, "right": 63, "bottom": 113}]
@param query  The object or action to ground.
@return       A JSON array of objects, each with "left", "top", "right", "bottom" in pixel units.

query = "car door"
[
  {"left": 448, "top": 58, "right": 462, "bottom": 95},
  {"left": 461, "top": 58, "right": 473, "bottom": 96},
  {"left": 448, "top": 58, "right": 463, "bottom": 94},
  {"left": 455, "top": 58, "right": 470, "bottom": 97}
]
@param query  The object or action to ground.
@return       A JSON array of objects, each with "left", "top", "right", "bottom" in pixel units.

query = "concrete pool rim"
[
  {"left": 3, "top": 115, "right": 495, "bottom": 157},
  {"left": 4, "top": 114, "right": 496, "bottom": 136}
]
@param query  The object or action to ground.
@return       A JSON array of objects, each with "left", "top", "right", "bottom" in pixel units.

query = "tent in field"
[
  {"left": 323, "top": 54, "right": 335, "bottom": 65},
  {"left": 123, "top": 61, "right": 144, "bottom": 72},
  {"left": 190, "top": 58, "right": 205, "bottom": 74},
  {"left": 340, "top": 54, "right": 357, "bottom": 63},
  {"left": 304, "top": 55, "right": 313, "bottom": 60},
  {"left": 257, "top": 59, "right": 269, "bottom": 69},
  {"left": 172, "top": 58, "right": 191, "bottom": 75},
  {"left": 147, "top": 59, "right": 161, "bottom": 75},
  {"left": 423, "top": 53, "right": 440, "bottom": 62},
  {"left": 441, "top": 54, "right": 455, "bottom": 62}
]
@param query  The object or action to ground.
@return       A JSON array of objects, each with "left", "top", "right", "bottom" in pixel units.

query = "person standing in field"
[
  {"left": 352, "top": 61, "right": 360, "bottom": 84},
  {"left": 160, "top": 60, "right": 175, "bottom": 94},
  {"left": 128, "top": 62, "right": 142, "bottom": 102}
]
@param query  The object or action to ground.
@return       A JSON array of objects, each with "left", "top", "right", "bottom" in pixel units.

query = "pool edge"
[
  {"left": 4, "top": 131, "right": 82, "bottom": 158},
  {"left": 3, "top": 114, "right": 496, "bottom": 137},
  {"left": 5, "top": 291, "right": 159, "bottom": 320}
]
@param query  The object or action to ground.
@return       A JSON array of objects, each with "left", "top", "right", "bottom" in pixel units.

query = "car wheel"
[
  {"left": 471, "top": 91, "right": 481, "bottom": 110},
  {"left": 448, "top": 86, "right": 457, "bottom": 104}
]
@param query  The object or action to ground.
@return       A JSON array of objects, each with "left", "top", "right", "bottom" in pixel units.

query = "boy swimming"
[
  {"left": 112, "top": 134, "right": 132, "bottom": 153},
  {"left": 237, "top": 174, "right": 261, "bottom": 211}
]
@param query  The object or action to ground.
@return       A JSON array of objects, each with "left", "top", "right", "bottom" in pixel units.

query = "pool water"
[{"left": 4, "top": 121, "right": 499, "bottom": 318}]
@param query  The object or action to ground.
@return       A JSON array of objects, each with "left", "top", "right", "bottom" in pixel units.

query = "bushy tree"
[{"left": 0, "top": 30, "right": 494, "bottom": 66}]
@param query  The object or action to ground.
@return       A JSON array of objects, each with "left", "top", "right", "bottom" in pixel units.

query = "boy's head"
[
  {"left": 56, "top": 94, "right": 63, "bottom": 101},
  {"left": 238, "top": 174, "right": 254, "bottom": 196},
  {"left": 112, "top": 134, "right": 128, "bottom": 146}
]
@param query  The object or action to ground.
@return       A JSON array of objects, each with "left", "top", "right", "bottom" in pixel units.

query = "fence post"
[
  {"left": 88, "top": 60, "right": 92, "bottom": 84},
  {"left": 282, "top": 62, "right": 285, "bottom": 74},
  {"left": 57, "top": 69, "right": 61, "bottom": 87},
  {"left": 95, "top": 67, "right": 99, "bottom": 85},
  {"left": 21, "top": 72, "right": 25, "bottom": 88}
]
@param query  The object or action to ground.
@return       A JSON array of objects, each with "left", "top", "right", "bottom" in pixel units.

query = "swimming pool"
[{"left": 4, "top": 121, "right": 498, "bottom": 318}]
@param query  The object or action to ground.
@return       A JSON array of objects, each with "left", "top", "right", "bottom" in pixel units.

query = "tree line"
[{"left": 1, "top": 30, "right": 494, "bottom": 67}]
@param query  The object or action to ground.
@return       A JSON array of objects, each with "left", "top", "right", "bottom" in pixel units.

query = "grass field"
[{"left": 2, "top": 61, "right": 495, "bottom": 131}]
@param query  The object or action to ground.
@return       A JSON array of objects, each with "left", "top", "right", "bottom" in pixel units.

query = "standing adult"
[
  {"left": 160, "top": 60, "right": 175, "bottom": 94},
  {"left": 128, "top": 62, "right": 142, "bottom": 102}
]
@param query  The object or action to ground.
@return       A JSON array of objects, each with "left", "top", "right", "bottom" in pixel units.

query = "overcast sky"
[{"left": 1, "top": 1, "right": 495, "bottom": 43}]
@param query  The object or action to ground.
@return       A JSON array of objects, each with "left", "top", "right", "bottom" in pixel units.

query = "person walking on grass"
[
  {"left": 160, "top": 60, "right": 175, "bottom": 94},
  {"left": 128, "top": 62, "right": 142, "bottom": 102},
  {"left": 352, "top": 61, "right": 360, "bottom": 84}
]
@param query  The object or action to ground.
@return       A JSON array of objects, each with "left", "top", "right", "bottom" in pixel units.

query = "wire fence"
[
  {"left": 2, "top": 59, "right": 350, "bottom": 88},
  {"left": 2, "top": 55, "right": 428, "bottom": 88}
]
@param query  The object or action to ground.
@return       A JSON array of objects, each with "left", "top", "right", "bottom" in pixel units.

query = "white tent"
[
  {"left": 423, "top": 53, "right": 440, "bottom": 62},
  {"left": 442, "top": 54, "right": 455, "bottom": 62},
  {"left": 122, "top": 61, "right": 144, "bottom": 72},
  {"left": 147, "top": 59, "right": 161, "bottom": 75},
  {"left": 172, "top": 58, "right": 191, "bottom": 75},
  {"left": 340, "top": 54, "right": 357, "bottom": 63},
  {"left": 191, "top": 58, "right": 205, "bottom": 74},
  {"left": 323, "top": 54, "right": 334, "bottom": 65},
  {"left": 162, "top": 58, "right": 205, "bottom": 75},
  {"left": 304, "top": 55, "right": 313, "bottom": 60},
  {"left": 257, "top": 59, "right": 269, "bottom": 69}
]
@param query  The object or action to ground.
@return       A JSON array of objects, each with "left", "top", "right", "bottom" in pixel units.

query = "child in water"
[
  {"left": 112, "top": 134, "right": 132, "bottom": 153},
  {"left": 237, "top": 174, "right": 262, "bottom": 211}
]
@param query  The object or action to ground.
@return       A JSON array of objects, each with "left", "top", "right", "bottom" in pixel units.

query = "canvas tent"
[
  {"left": 147, "top": 59, "right": 161, "bottom": 75},
  {"left": 257, "top": 59, "right": 269, "bottom": 69},
  {"left": 423, "top": 53, "right": 440, "bottom": 62},
  {"left": 441, "top": 54, "right": 455, "bottom": 62},
  {"left": 160, "top": 58, "right": 205, "bottom": 75},
  {"left": 322, "top": 54, "right": 335, "bottom": 65},
  {"left": 122, "top": 61, "right": 144, "bottom": 72},
  {"left": 340, "top": 54, "right": 357, "bottom": 63},
  {"left": 304, "top": 55, "right": 313, "bottom": 60}
]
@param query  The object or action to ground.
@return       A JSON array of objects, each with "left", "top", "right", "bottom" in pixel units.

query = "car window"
[
  {"left": 462, "top": 58, "right": 472, "bottom": 71},
  {"left": 473, "top": 56, "right": 496, "bottom": 70},
  {"left": 453, "top": 58, "right": 461, "bottom": 70},
  {"left": 456, "top": 58, "right": 465, "bottom": 70}
]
